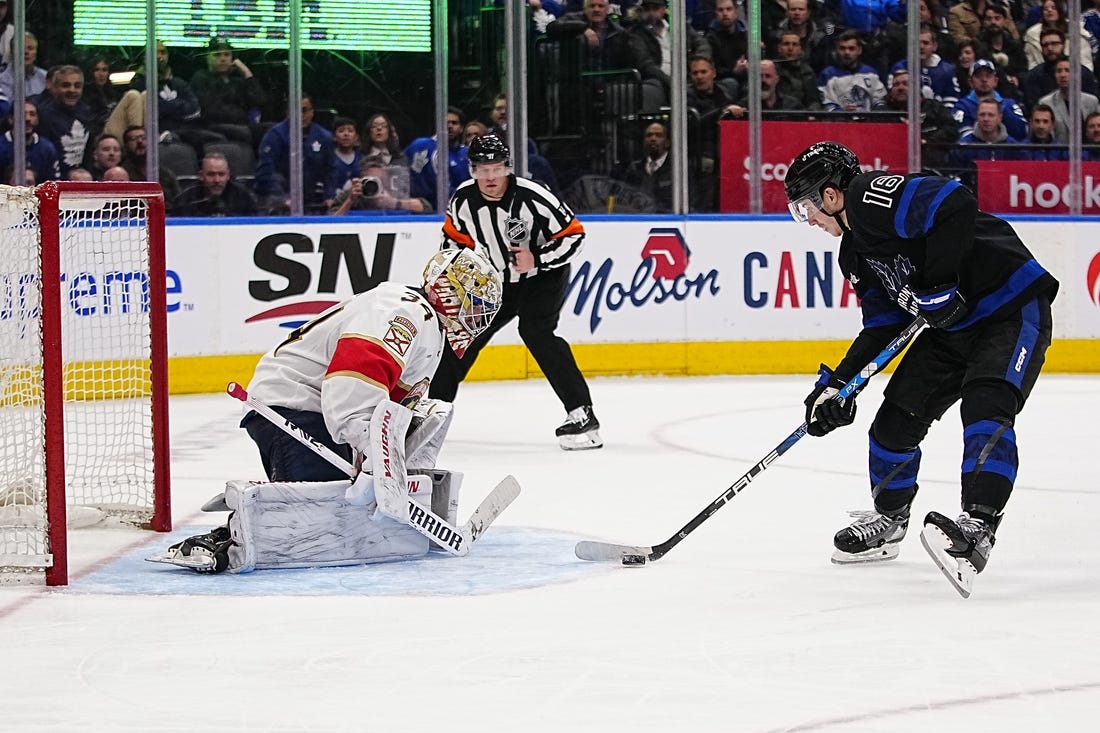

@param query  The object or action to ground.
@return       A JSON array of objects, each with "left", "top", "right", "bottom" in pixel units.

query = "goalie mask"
[
  {"left": 423, "top": 249, "right": 502, "bottom": 357},
  {"left": 784, "top": 141, "right": 861, "bottom": 226}
]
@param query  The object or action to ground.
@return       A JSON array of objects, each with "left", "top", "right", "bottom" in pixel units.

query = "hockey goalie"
[{"left": 150, "top": 248, "right": 515, "bottom": 574}]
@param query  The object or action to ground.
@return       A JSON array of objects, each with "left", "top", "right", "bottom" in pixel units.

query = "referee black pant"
[{"left": 429, "top": 265, "right": 593, "bottom": 412}]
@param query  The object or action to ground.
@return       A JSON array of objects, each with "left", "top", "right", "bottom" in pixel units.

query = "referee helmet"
[{"left": 468, "top": 134, "right": 510, "bottom": 166}]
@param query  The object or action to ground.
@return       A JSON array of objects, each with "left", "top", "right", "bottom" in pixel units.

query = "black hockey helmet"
[
  {"left": 468, "top": 133, "right": 510, "bottom": 166},
  {"left": 784, "top": 142, "right": 861, "bottom": 223}
]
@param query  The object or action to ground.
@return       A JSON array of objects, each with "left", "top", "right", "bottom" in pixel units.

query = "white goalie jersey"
[{"left": 247, "top": 282, "right": 446, "bottom": 457}]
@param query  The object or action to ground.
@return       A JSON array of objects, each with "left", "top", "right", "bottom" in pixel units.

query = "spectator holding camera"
[{"left": 328, "top": 154, "right": 430, "bottom": 215}]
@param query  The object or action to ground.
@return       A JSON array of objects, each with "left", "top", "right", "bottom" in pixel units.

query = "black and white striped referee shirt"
[{"left": 441, "top": 175, "right": 586, "bottom": 284}]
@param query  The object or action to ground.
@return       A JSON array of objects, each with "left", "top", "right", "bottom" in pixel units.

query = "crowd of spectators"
[
  {"left": 3, "top": 0, "right": 1100, "bottom": 215},
  {"left": 530, "top": 0, "right": 1100, "bottom": 209}
]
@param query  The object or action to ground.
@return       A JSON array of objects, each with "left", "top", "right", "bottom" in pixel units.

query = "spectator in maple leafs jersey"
[
  {"left": 34, "top": 64, "right": 100, "bottom": 178},
  {"left": 405, "top": 106, "right": 469, "bottom": 211},
  {"left": 952, "top": 59, "right": 1028, "bottom": 140},
  {"left": 785, "top": 141, "right": 1058, "bottom": 596},
  {"left": 428, "top": 133, "right": 602, "bottom": 451}
]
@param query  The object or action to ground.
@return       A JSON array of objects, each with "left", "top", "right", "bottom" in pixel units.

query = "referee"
[{"left": 428, "top": 134, "right": 602, "bottom": 450}]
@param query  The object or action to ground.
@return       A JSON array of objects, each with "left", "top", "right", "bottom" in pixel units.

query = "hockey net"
[{"left": 0, "top": 182, "right": 171, "bottom": 586}]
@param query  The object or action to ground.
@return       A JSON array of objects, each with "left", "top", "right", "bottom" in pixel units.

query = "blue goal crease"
[{"left": 68, "top": 526, "right": 605, "bottom": 597}]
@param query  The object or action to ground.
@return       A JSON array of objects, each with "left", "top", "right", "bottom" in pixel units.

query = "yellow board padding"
[
  {"left": 168, "top": 353, "right": 263, "bottom": 395},
  {"left": 165, "top": 339, "right": 1100, "bottom": 395}
]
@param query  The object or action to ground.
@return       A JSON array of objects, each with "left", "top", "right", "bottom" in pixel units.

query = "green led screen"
[{"left": 73, "top": 1, "right": 432, "bottom": 52}]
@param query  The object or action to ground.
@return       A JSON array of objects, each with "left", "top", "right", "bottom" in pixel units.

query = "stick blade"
[
  {"left": 574, "top": 540, "right": 652, "bottom": 562},
  {"left": 464, "top": 475, "right": 521, "bottom": 543}
]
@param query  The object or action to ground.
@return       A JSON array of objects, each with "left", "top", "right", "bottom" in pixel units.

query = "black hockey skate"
[
  {"left": 556, "top": 405, "right": 603, "bottom": 451},
  {"left": 146, "top": 525, "right": 233, "bottom": 574},
  {"left": 920, "top": 510, "right": 997, "bottom": 598},
  {"left": 832, "top": 509, "right": 909, "bottom": 564}
]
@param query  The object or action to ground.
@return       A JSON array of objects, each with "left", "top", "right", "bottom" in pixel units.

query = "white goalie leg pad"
[
  {"left": 406, "top": 398, "right": 454, "bottom": 469},
  {"left": 224, "top": 478, "right": 432, "bottom": 573},
  {"left": 368, "top": 400, "right": 414, "bottom": 522}
]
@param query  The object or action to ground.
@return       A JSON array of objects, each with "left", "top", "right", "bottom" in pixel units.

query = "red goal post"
[{"left": 1, "top": 181, "right": 171, "bottom": 586}]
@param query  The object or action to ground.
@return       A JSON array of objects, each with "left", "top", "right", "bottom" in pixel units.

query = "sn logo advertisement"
[{"left": 246, "top": 232, "right": 396, "bottom": 328}]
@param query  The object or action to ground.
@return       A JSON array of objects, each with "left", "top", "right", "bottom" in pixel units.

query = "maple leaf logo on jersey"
[
  {"left": 641, "top": 228, "right": 690, "bottom": 280},
  {"left": 60, "top": 121, "right": 90, "bottom": 166},
  {"left": 867, "top": 254, "right": 916, "bottom": 307},
  {"left": 1088, "top": 251, "right": 1100, "bottom": 307},
  {"left": 409, "top": 149, "right": 429, "bottom": 174}
]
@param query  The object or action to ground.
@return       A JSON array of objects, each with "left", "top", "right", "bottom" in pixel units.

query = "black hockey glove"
[
  {"left": 803, "top": 364, "right": 856, "bottom": 437},
  {"left": 913, "top": 283, "right": 968, "bottom": 329}
]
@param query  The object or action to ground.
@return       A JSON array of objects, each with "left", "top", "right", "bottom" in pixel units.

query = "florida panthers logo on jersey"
[
  {"left": 867, "top": 255, "right": 919, "bottom": 313},
  {"left": 383, "top": 316, "right": 417, "bottom": 357}
]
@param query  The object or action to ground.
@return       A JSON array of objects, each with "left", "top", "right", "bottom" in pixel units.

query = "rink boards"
[{"left": 162, "top": 215, "right": 1100, "bottom": 393}]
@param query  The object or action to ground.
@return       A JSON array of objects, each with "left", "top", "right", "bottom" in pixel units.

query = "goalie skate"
[
  {"left": 146, "top": 526, "right": 233, "bottom": 574},
  {"left": 831, "top": 509, "right": 908, "bottom": 564},
  {"left": 919, "top": 511, "right": 996, "bottom": 599},
  {"left": 146, "top": 547, "right": 221, "bottom": 572}
]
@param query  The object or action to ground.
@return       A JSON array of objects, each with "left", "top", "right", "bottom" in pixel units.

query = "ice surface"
[{"left": 1, "top": 374, "right": 1097, "bottom": 732}]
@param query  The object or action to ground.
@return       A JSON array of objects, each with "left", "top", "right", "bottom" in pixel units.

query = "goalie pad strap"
[{"left": 224, "top": 478, "right": 433, "bottom": 573}]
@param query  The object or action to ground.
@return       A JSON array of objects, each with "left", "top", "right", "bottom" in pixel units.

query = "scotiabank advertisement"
[
  {"left": 718, "top": 120, "right": 908, "bottom": 213},
  {"left": 976, "top": 160, "right": 1100, "bottom": 213}
]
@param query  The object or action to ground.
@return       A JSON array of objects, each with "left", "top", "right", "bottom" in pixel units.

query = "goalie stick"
[
  {"left": 226, "top": 382, "right": 519, "bottom": 557},
  {"left": 575, "top": 316, "right": 928, "bottom": 567}
]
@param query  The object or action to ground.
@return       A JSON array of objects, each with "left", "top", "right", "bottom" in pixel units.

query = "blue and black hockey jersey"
[{"left": 833, "top": 172, "right": 1059, "bottom": 381}]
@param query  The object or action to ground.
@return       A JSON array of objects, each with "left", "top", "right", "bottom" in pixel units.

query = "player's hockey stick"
[
  {"left": 575, "top": 316, "right": 928, "bottom": 566},
  {"left": 226, "top": 382, "right": 519, "bottom": 556}
]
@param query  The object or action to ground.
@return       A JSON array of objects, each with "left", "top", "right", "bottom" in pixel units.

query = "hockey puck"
[{"left": 621, "top": 554, "right": 647, "bottom": 566}]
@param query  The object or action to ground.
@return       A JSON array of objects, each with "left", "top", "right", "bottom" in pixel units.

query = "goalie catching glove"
[{"left": 804, "top": 364, "right": 856, "bottom": 437}]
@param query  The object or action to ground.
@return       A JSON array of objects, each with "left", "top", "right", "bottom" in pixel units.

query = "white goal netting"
[{"left": 0, "top": 184, "right": 168, "bottom": 584}]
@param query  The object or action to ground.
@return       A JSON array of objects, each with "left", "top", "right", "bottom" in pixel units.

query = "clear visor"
[
  {"left": 787, "top": 195, "right": 824, "bottom": 224},
  {"left": 470, "top": 162, "right": 511, "bottom": 180}
]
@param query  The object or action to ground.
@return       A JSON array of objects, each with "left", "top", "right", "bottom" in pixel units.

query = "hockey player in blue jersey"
[{"left": 784, "top": 141, "right": 1059, "bottom": 597}]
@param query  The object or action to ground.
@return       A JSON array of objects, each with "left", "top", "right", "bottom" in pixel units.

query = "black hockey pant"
[{"left": 866, "top": 297, "right": 1052, "bottom": 516}]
